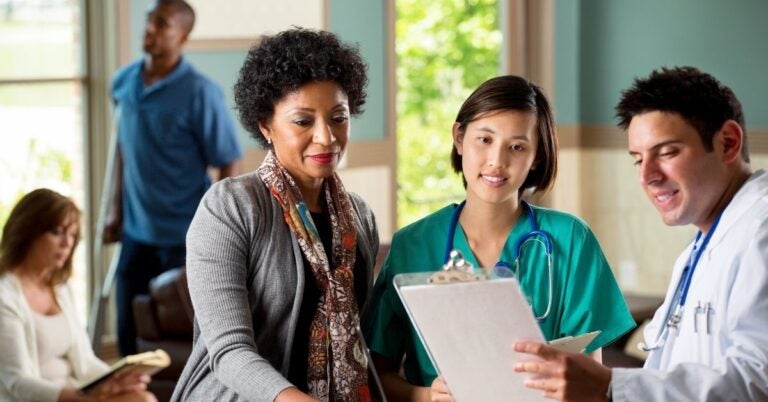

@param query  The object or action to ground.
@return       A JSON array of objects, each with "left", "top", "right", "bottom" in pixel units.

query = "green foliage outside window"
[
  {"left": 0, "top": 139, "right": 73, "bottom": 229},
  {"left": 396, "top": 0, "right": 501, "bottom": 227}
]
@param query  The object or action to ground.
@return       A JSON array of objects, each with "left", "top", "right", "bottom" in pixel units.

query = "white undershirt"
[{"left": 33, "top": 310, "right": 75, "bottom": 386}]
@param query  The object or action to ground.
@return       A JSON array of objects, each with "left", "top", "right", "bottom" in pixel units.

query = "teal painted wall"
[
  {"left": 554, "top": 0, "right": 580, "bottom": 124},
  {"left": 329, "top": 0, "right": 388, "bottom": 140},
  {"left": 555, "top": 0, "right": 768, "bottom": 128},
  {"left": 127, "top": 0, "right": 388, "bottom": 145},
  {"left": 184, "top": 51, "right": 251, "bottom": 144}
]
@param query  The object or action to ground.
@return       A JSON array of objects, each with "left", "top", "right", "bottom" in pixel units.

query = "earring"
[{"left": 266, "top": 137, "right": 272, "bottom": 145}]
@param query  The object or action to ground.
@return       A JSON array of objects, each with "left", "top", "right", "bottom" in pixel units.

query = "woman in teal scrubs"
[{"left": 363, "top": 75, "right": 635, "bottom": 401}]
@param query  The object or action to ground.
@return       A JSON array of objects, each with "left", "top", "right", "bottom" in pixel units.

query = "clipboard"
[{"left": 392, "top": 251, "right": 595, "bottom": 402}]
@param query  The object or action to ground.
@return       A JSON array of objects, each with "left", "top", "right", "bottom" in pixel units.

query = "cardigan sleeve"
[
  {"left": 185, "top": 180, "right": 293, "bottom": 401},
  {"left": 0, "top": 281, "right": 64, "bottom": 402}
]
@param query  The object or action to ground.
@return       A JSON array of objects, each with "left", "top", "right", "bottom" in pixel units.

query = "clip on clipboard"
[{"left": 393, "top": 250, "right": 598, "bottom": 402}]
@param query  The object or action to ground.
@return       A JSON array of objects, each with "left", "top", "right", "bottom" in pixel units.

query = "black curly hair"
[
  {"left": 616, "top": 66, "right": 749, "bottom": 162},
  {"left": 234, "top": 28, "right": 368, "bottom": 148}
]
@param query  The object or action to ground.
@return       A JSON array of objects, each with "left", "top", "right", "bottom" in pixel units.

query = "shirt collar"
[{"left": 140, "top": 56, "right": 190, "bottom": 96}]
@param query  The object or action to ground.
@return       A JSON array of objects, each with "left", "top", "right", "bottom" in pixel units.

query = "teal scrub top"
[{"left": 362, "top": 203, "right": 636, "bottom": 387}]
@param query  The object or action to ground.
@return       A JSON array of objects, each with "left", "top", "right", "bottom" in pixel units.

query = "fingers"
[
  {"left": 431, "top": 377, "right": 449, "bottom": 393},
  {"left": 523, "top": 377, "right": 561, "bottom": 392},
  {"left": 514, "top": 341, "right": 560, "bottom": 360},
  {"left": 430, "top": 377, "right": 455, "bottom": 402},
  {"left": 100, "top": 372, "right": 150, "bottom": 395}
]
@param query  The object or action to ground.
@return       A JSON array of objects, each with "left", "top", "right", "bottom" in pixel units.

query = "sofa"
[{"left": 132, "top": 267, "right": 193, "bottom": 401}]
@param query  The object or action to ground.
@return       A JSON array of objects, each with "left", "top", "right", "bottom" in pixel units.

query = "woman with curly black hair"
[{"left": 172, "top": 28, "right": 379, "bottom": 402}]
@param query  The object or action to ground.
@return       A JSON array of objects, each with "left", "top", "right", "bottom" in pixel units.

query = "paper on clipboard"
[
  {"left": 549, "top": 330, "right": 601, "bottom": 353},
  {"left": 394, "top": 273, "right": 548, "bottom": 402}
]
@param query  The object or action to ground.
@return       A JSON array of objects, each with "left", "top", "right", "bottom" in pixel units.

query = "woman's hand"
[
  {"left": 274, "top": 387, "right": 319, "bottom": 402},
  {"left": 428, "top": 377, "right": 454, "bottom": 402},
  {"left": 92, "top": 372, "right": 150, "bottom": 397}
]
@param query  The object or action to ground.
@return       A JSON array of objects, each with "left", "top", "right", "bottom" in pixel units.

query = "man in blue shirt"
[{"left": 105, "top": 0, "right": 242, "bottom": 356}]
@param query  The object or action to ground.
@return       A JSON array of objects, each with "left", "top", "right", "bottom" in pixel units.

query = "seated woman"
[
  {"left": 171, "top": 28, "right": 379, "bottom": 402},
  {"left": 0, "top": 188, "right": 155, "bottom": 402},
  {"left": 363, "top": 75, "right": 636, "bottom": 401}
]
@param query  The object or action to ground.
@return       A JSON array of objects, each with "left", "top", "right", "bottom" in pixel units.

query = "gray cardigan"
[{"left": 171, "top": 172, "right": 379, "bottom": 402}]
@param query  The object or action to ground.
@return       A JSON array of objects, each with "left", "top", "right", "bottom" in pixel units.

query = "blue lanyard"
[
  {"left": 443, "top": 200, "right": 539, "bottom": 265},
  {"left": 676, "top": 211, "right": 724, "bottom": 308}
]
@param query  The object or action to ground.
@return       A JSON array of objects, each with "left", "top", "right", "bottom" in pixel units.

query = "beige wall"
[{"left": 551, "top": 125, "right": 768, "bottom": 296}]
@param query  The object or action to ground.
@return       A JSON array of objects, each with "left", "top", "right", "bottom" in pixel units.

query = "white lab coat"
[{"left": 612, "top": 170, "right": 768, "bottom": 402}]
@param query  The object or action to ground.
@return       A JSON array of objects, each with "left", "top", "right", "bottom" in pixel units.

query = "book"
[{"left": 78, "top": 349, "right": 171, "bottom": 393}]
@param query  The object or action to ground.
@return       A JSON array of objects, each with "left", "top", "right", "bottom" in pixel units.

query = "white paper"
[
  {"left": 395, "top": 276, "right": 548, "bottom": 402},
  {"left": 549, "top": 330, "right": 601, "bottom": 354}
]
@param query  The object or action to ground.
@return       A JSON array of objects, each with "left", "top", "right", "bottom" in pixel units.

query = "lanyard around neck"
[{"left": 677, "top": 211, "right": 724, "bottom": 308}]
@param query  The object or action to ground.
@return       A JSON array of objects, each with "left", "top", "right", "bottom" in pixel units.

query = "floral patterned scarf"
[{"left": 258, "top": 151, "right": 370, "bottom": 402}]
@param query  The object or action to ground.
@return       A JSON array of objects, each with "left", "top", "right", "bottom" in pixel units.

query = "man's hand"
[
  {"left": 428, "top": 376, "right": 454, "bottom": 402},
  {"left": 102, "top": 213, "right": 122, "bottom": 244},
  {"left": 513, "top": 341, "right": 611, "bottom": 402}
]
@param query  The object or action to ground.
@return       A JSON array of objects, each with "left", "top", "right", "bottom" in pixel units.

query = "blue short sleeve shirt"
[{"left": 111, "top": 57, "right": 243, "bottom": 246}]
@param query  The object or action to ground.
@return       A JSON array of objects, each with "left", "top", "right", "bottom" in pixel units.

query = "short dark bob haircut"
[
  {"left": 234, "top": 28, "right": 368, "bottom": 148},
  {"left": 451, "top": 75, "right": 558, "bottom": 196},
  {"left": 616, "top": 66, "right": 749, "bottom": 162},
  {"left": 0, "top": 188, "right": 81, "bottom": 287}
]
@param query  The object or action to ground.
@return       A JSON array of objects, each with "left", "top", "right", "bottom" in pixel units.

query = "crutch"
[{"left": 88, "top": 118, "right": 122, "bottom": 351}]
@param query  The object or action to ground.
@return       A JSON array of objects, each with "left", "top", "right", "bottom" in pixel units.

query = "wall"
[
  {"left": 123, "top": 0, "right": 396, "bottom": 241},
  {"left": 552, "top": 0, "right": 768, "bottom": 295}
]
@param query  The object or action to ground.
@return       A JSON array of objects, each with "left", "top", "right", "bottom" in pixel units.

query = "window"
[
  {"left": 0, "top": 0, "right": 88, "bottom": 319},
  {"left": 396, "top": 0, "right": 502, "bottom": 227}
]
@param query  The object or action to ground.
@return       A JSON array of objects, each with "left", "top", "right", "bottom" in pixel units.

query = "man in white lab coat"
[{"left": 513, "top": 66, "right": 768, "bottom": 401}]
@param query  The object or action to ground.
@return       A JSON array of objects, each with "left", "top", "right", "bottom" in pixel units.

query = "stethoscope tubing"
[{"left": 444, "top": 200, "right": 554, "bottom": 320}]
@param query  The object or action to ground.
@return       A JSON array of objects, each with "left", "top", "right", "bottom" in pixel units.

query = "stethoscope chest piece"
[{"left": 443, "top": 200, "right": 555, "bottom": 320}]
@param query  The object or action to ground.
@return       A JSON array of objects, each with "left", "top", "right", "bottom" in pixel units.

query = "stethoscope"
[
  {"left": 639, "top": 211, "right": 724, "bottom": 352},
  {"left": 444, "top": 200, "right": 554, "bottom": 320}
]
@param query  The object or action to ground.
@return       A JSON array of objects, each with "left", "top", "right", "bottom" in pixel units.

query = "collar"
[
  {"left": 699, "top": 169, "right": 766, "bottom": 252},
  {"left": 140, "top": 56, "right": 190, "bottom": 96}
]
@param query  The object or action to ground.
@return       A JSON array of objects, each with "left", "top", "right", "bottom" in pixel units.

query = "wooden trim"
[
  {"left": 558, "top": 124, "right": 768, "bottom": 153},
  {"left": 185, "top": 38, "right": 258, "bottom": 51},
  {"left": 501, "top": 0, "right": 526, "bottom": 76},
  {"left": 581, "top": 125, "right": 627, "bottom": 149},
  {"left": 525, "top": 0, "right": 554, "bottom": 97},
  {"left": 117, "top": 0, "right": 131, "bottom": 66},
  {"left": 347, "top": 139, "right": 393, "bottom": 168},
  {"left": 556, "top": 124, "right": 630, "bottom": 149},
  {"left": 84, "top": 0, "right": 120, "bottom": 347},
  {"left": 386, "top": 0, "right": 397, "bottom": 234},
  {"left": 323, "top": 0, "right": 330, "bottom": 30},
  {"left": 0, "top": 77, "right": 85, "bottom": 85},
  {"left": 240, "top": 138, "right": 393, "bottom": 173},
  {"left": 556, "top": 124, "right": 581, "bottom": 149},
  {"left": 747, "top": 129, "right": 768, "bottom": 153}
]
